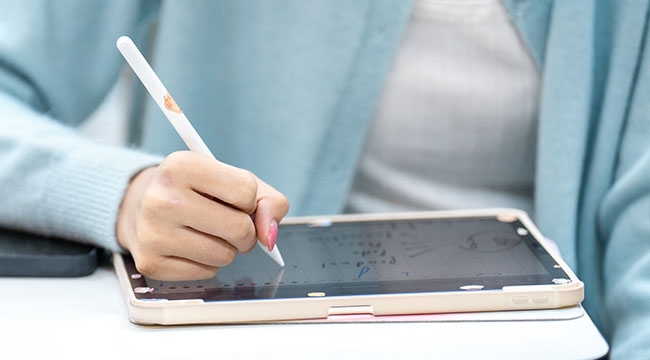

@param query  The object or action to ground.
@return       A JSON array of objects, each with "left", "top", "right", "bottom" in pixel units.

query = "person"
[{"left": 0, "top": 0, "right": 647, "bottom": 357}]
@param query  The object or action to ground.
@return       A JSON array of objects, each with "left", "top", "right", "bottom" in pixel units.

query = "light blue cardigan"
[{"left": 0, "top": 1, "right": 647, "bottom": 357}]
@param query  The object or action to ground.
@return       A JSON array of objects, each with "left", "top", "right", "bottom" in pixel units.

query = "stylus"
[{"left": 116, "top": 36, "right": 285, "bottom": 267}]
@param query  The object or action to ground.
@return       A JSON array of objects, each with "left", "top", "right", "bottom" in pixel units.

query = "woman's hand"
[{"left": 116, "top": 151, "right": 289, "bottom": 280}]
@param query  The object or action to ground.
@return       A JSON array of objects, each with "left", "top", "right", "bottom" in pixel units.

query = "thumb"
[{"left": 252, "top": 178, "right": 290, "bottom": 251}]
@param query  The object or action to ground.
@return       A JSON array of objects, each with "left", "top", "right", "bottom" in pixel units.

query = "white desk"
[{"left": 0, "top": 266, "right": 608, "bottom": 359}]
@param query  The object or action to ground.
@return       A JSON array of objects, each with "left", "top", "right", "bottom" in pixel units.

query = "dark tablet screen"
[{"left": 125, "top": 216, "right": 571, "bottom": 302}]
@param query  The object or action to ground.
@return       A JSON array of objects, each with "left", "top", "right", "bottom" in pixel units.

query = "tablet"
[{"left": 113, "top": 208, "right": 583, "bottom": 325}]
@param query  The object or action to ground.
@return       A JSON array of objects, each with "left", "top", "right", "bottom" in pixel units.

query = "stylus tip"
[
  {"left": 270, "top": 246, "right": 285, "bottom": 267},
  {"left": 257, "top": 241, "right": 285, "bottom": 267}
]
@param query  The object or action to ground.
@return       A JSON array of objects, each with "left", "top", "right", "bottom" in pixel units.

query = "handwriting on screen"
[
  {"left": 147, "top": 219, "right": 546, "bottom": 293},
  {"left": 146, "top": 219, "right": 548, "bottom": 293}
]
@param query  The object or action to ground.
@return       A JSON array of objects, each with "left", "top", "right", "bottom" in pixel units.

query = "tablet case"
[
  {"left": 283, "top": 303, "right": 586, "bottom": 323},
  {"left": 0, "top": 228, "right": 98, "bottom": 277},
  {"left": 114, "top": 209, "right": 585, "bottom": 325}
]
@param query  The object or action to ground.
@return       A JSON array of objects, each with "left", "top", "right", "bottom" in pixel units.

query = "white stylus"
[{"left": 116, "top": 36, "right": 285, "bottom": 267}]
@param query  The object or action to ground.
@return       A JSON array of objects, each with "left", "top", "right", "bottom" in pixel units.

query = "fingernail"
[{"left": 267, "top": 220, "right": 278, "bottom": 251}]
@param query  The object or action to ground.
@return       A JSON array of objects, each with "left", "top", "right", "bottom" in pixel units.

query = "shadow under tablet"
[{"left": 0, "top": 229, "right": 98, "bottom": 277}]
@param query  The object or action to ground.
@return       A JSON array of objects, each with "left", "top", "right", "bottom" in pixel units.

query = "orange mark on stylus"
[{"left": 164, "top": 92, "right": 182, "bottom": 113}]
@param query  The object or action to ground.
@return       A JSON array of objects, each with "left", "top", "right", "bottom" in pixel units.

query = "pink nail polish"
[{"left": 267, "top": 220, "right": 278, "bottom": 251}]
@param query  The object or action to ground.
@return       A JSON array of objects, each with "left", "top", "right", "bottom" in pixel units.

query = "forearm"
[{"left": 0, "top": 92, "right": 162, "bottom": 251}]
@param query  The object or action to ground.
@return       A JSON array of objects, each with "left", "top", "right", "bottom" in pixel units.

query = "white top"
[{"left": 346, "top": 0, "right": 540, "bottom": 215}]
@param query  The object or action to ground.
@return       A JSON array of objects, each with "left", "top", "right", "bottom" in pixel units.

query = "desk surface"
[{"left": 0, "top": 266, "right": 608, "bottom": 359}]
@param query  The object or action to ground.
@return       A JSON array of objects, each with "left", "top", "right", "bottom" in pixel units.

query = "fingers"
[
  {"left": 131, "top": 216, "right": 244, "bottom": 280},
  {"left": 160, "top": 227, "right": 241, "bottom": 267},
  {"left": 159, "top": 151, "right": 258, "bottom": 214},
  {"left": 172, "top": 190, "right": 257, "bottom": 253},
  {"left": 252, "top": 175, "right": 290, "bottom": 250},
  {"left": 135, "top": 255, "right": 220, "bottom": 281}
]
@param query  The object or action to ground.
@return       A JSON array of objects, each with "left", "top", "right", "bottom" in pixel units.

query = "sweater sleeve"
[
  {"left": 599, "top": 100, "right": 650, "bottom": 356},
  {"left": 0, "top": 1, "right": 162, "bottom": 251}
]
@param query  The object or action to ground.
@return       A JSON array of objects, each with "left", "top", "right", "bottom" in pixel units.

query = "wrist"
[{"left": 116, "top": 166, "right": 157, "bottom": 251}]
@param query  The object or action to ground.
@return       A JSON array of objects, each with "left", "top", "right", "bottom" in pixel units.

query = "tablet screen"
[{"left": 125, "top": 216, "right": 571, "bottom": 302}]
